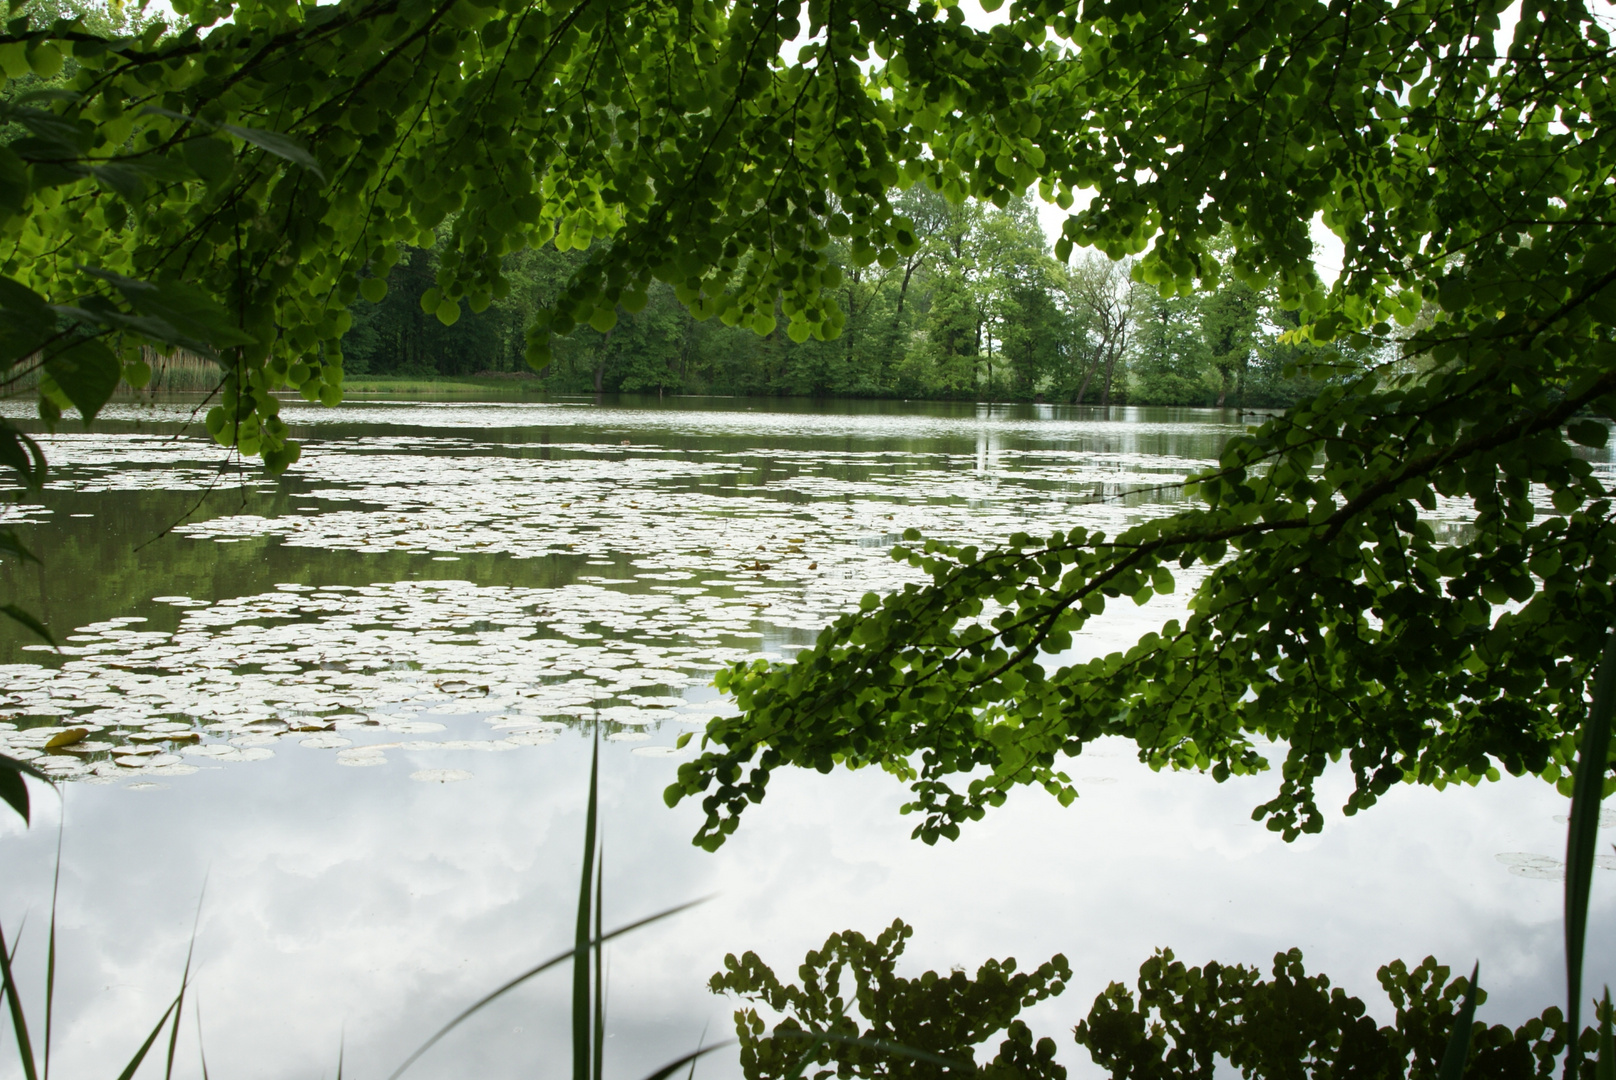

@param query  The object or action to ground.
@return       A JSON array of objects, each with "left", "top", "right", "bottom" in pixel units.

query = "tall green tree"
[
  {"left": 1129, "top": 288, "right": 1207, "bottom": 406},
  {"left": 1058, "top": 253, "right": 1137, "bottom": 406},
  {"left": 1200, "top": 275, "right": 1259, "bottom": 409},
  {"left": 971, "top": 197, "right": 1057, "bottom": 398},
  {"left": 660, "top": 2, "right": 1616, "bottom": 852}
]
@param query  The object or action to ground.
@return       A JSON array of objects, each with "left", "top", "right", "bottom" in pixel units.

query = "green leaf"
[
  {"left": 7, "top": 104, "right": 88, "bottom": 153},
  {"left": 775, "top": 1030, "right": 974, "bottom": 1071},
  {"left": 0, "top": 752, "right": 50, "bottom": 824},
  {"left": 182, "top": 137, "right": 235, "bottom": 188},
  {"left": 42, "top": 337, "right": 120, "bottom": 420},
  {"left": 574, "top": 726, "right": 599, "bottom": 1080},
  {"left": 0, "top": 275, "right": 56, "bottom": 366},
  {"left": 0, "top": 915, "right": 38, "bottom": 1080},
  {"left": 74, "top": 270, "right": 256, "bottom": 355},
  {"left": 383, "top": 902, "right": 709, "bottom": 1078},
  {"left": 1598, "top": 987, "right": 1613, "bottom": 1080},
  {"left": 221, "top": 124, "right": 325, "bottom": 180},
  {"left": 88, "top": 163, "right": 146, "bottom": 201},
  {"left": 0, "top": 146, "right": 29, "bottom": 215},
  {"left": 0, "top": 275, "right": 49, "bottom": 321},
  {"left": 1567, "top": 632, "right": 1616, "bottom": 1077},
  {"left": 112, "top": 995, "right": 182, "bottom": 1080},
  {"left": 1437, "top": 962, "right": 1479, "bottom": 1080},
  {"left": 1569, "top": 420, "right": 1609, "bottom": 448},
  {"left": 633, "top": 1043, "right": 734, "bottom": 1080},
  {"left": 0, "top": 422, "right": 45, "bottom": 487},
  {"left": 124, "top": 357, "right": 152, "bottom": 389}
]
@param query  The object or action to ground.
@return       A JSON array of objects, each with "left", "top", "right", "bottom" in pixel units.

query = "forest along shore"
[{"left": 335, "top": 194, "right": 1368, "bottom": 409}]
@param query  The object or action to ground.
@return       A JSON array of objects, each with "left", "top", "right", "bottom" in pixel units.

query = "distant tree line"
[{"left": 342, "top": 190, "right": 1370, "bottom": 407}]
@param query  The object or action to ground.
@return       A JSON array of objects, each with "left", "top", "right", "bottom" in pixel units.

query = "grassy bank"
[
  {"left": 339, "top": 375, "right": 545, "bottom": 397},
  {"left": 112, "top": 362, "right": 549, "bottom": 400}
]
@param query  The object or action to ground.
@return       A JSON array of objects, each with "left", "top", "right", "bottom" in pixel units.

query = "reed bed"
[
  {"left": 131, "top": 349, "right": 224, "bottom": 394},
  {"left": 341, "top": 375, "right": 546, "bottom": 396}
]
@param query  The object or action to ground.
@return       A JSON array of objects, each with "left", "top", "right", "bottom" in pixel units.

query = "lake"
[{"left": 0, "top": 395, "right": 1608, "bottom": 1079}]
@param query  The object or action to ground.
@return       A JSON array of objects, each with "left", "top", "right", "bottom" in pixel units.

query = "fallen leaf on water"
[{"left": 44, "top": 728, "right": 88, "bottom": 749}]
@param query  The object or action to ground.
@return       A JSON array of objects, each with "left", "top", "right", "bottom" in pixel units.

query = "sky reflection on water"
[{"left": 0, "top": 397, "right": 1609, "bottom": 1080}]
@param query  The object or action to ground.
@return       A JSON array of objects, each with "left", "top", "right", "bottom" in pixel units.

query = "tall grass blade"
[
  {"left": 196, "top": 1001, "right": 211, "bottom": 1080},
  {"left": 686, "top": 1023, "right": 709, "bottom": 1080},
  {"left": 779, "top": 1036, "right": 823, "bottom": 1080},
  {"left": 575, "top": 724, "right": 600, "bottom": 1080},
  {"left": 383, "top": 899, "right": 710, "bottom": 1080},
  {"left": 1438, "top": 962, "right": 1480, "bottom": 1080},
  {"left": 42, "top": 824, "right": 60, "bottom": 1080},
  {"left": 593, "top": 841, "right": 605, "bottom": 1080},
  {"left": 1598, "top": 987, "right": 1612, "bottom": 1080},
  {"left": 634, "top": 1041, "right": 735, "bottom": 1080},
  {"left": 164, "top": 890, "right": 204, "bottom": 1080},
  {"left": 112, "top": 996, "right": 181, "bottom": 1080},
  {"left": 776, "top": 1030, "right": 974, "bottom": 1072},
  {"left": 1568, "top": 630, "right": 1616, "bottom": 1079},
  {"left": 0, "top": 918, "right": 38, "bottom": 1080}
]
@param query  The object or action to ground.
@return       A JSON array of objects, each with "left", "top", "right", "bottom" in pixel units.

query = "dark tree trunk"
[
  {"left": 1100, "top": 343, "right": 1120, "bottom": 408},
  {"left": 1073, "top": 355, "right": 1100, "bottom": 404},
  {"left": 592, "top": 324, "right": 616, "bottom": 395},
  {"left": 895, "top": 255, "right": 926, "bottom": 319}
]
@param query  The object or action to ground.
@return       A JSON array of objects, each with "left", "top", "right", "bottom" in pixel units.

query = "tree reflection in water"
[{"left": 712, "top": 922, "right": 1604, "bottom": 1080}]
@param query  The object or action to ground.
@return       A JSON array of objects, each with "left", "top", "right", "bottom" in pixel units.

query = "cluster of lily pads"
[
  {"left": 0, "top": 401, "right": 1525, "bottom": 804},
  {"left": 0, "top": 575, "right": 773, "bottom": 785}
]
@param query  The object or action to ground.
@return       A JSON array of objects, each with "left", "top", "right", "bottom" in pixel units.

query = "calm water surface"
[{"left": 0, "top": 396, "right": 1607, "bottom": 1079}]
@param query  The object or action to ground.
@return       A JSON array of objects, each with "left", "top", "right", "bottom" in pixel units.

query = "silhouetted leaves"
[
  {"left": 711, "top": 919, "right": 1068, "bottom": 1079},
  {"left": 1074, "top": 950, "right": 1577, "bottom": 1080}
]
